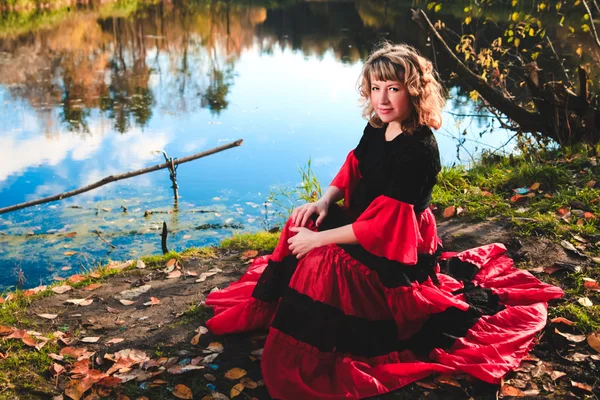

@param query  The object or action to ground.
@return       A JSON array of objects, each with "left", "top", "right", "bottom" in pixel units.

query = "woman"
[{"left": 206, "top": 42, "right": 563, "bottom": 399}]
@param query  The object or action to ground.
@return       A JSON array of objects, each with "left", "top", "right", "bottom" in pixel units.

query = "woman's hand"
[
  {"left": 290, "top": 199, "right": 329, "bottom": 227},
  {"left": 288, "top": 226, "right": 322, "bottom": 259}
]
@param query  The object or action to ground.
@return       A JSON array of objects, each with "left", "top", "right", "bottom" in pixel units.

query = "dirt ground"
[{"left": 13, "top": 218, "right": 600, "bottom": 400}]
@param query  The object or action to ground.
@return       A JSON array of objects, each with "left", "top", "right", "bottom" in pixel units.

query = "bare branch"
[{"left": 582, "top": 0, "right": 600, "bottom": 48}]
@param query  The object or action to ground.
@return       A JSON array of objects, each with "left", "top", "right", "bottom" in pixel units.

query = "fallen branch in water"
[
  {"left": 94, "top": 229, "right": 117, "bottom": 249},
  {"left": 0, "top": 140, "right": 243, "bottom": 215}
]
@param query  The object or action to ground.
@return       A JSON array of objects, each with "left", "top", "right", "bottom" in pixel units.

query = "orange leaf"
[
  {"left": 557, "top": 207, "right": 570, "bottom": 216},
  {"left": 442, "top": 206, "right": 456, "bottom": 218},
  {"left": 84, "top": 283, "right": 102, "bottom": 291},
  {"left": 231, "top": 383, "right": 245, "bottom": 398},
  {"left": 481, "top": 190, "right": 493, "bottom": 197},
  {"left": 165, "top": 259, "right": 177, "bottom": 268},
  {"left": 21, "top": 334, "right": 37, "bottom": 347},
  {"left": 173, "top": 384, "right": 193, "bottom": 399},
  {"left": 64, "top": 251, "right": 78, "bottom": 256},
  {"left": 97, "top": 376, "right": 122, "bottom": 387},
  {"left": 584, "top": 211, "right": 596, "bottom": 219},
  {"left": 587, "top": 332, "right": 600, "bottom": 352},
  {"left": 225, "top": 367, "right": 247, "bottom": 380},
  {"left": 242, "top": 250, "right": 259, "bottom": 258},
  {"left": 530, "top": 182, "right": 540, "bottom": 191},
  {"left": 550, "top": 317, "right": 575, "bottom": 326},
  {"left": 586, "top": 180, "right": 596, "bottom": 188},
  {"left": 571, "top": 380, "right": 593, "bottom": 392},
  {"left": 66, "top": 232, "right": 77, "bottom": 238},
  {"left": 89, "top": 272, "right": 101, "bottom": 279},
  {"left": 190, "top": 333, "right": 201, "bottom": 345},
  {"left": 68, "top": 275, "right": 85, "bottom": 284},
  {"left": 434, "top": 375, "right": 461, "bottom": 387},
  {"left": 584, "top": 279, "right": 600, "bottom": 291},
  {"left": 0, "top": 326, "right": 14, "bottom": 336},
  {"left": 501, "top": 385, "right": 525, "bottom": 396},
  {"left": 415, "top": 380, "right": 439, "bottom": 389},
  {"left": 510, "top": 194, "right": 526, "bottom": 203}
]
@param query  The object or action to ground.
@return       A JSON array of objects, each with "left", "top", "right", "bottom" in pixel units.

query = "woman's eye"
[
  {"left": 389, "top": 87, "right": 399, "bottom": 92},
  {"left": 371, "top": 87, "right": 379, "bottom": 91}
]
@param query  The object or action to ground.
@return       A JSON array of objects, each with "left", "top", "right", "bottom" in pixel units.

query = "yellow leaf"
[
  {"left": 224, "top": 367, "right": 247, "bottom": 380},
  {"left": 582, "top": 24, "right": 590, "bottom": 32},
  {"left": 511, "top": 12, "right": 519, "bottom": 21},
  {"left": 539, "top": 3, "right": 546, "bottom": 10},
  {"left": 231, "top": 383, "right": 245, "bottom": 398},
  {"left": 529, "top": 28, "right": 535, "bottom": 36},
  {"left": 577, "top": 46, "right": 583, "bottom": 57},
  {"left": 434, "top": 3, "right": 442, "bottom": 12},
  {"left": 173, "top": 384, "right": 193, "bottom": 399},
  {"left": 465, "top": 16, "right": 472, "bottom": 25},
  {"left": 514, "top": 38, "right": 521, "bottom": 47},
  {"left": 584, "top": 14, "right": 590, "bottom": 20},
  {"left": 469, "top": 90, "right": 479, "bottom": 101}
]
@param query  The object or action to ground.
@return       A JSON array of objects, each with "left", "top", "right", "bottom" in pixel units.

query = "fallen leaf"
[
  {"left": 434, "top": 375, "right": 460, "bottom": 388},
  {"left": 550, "top": 371, "right": 566, "bottom": 381},
  {"left": 196, "top": 271, "right": 218, "bottom": 282},
  {"left": 143, "top": 297, "right": 160, "bottom": 306},
  {"left": 62, "top": 266, "right": 72, "bottom": 271},
  {"left": 89, "top": 272, "right": 101, "bottom": 279},
  {"left": 415, "top": 380, "right": 439, "bottom": 389},
  {"left": 530, "top": 182, "right": 540, "bottom": 191},
  {"left": 555, "top": 328, "right": 586, "bottom": 342},
  {"left": 21, "top": 334, "right": 37, "bottom": 347},
  {"left": 190, "top": 333, "right": 201, "bottom": 345},
  {"left": 60, "top": 347, "right": 91, "bottom": 359},
  {"left": 583, "top": 278, "right": 600, "bottom": 291},
  {"left": 211, "top": 393, "right": 229, "bottom": 400},
  {"left": 66, "top": 298, "right": 94, "bottom": 306},
  {"left": 571, "top": 380, "right": 593, "bottom": 392},
  {"left": 578, "top": 297, "right": 593, "bottom": 307},
  {"left": 38, "top": 313, "right": 58, "bottom": 320},
  {"left": 584, "top": 211, "right": 596, "bottom": 219},
  {"left": 242, "top": 250, "right": 258, "bottom": 258},
  {"left": 442, "top": 206, "right": 456, "bottom": 218},
  {"left": 64, "top": 379, "right": 90, "bottom": 400},
  {"left": 202, "top": 353, "right": 219, "bottom": 363},
  {"left": 165, "top": 259, "right": 177, "bottom": 268},
  {"left": 184, "top": 271, "right": 198, "bottom": 277},
  {"left": 251, "top": 348, "right": 263, "bottom": 356},
  {"left": 587, "top": 332, "right": 600, "bottom": 352},
  {"left": 81, "top": 337, "right": 100, "bottom": 343},
  {"left": 550, "top": 317, "right": 574, "bottom": 326},
  {"left": 66, "top": 232, "right": 77, "bottom": 238},
  {"left": 204, "top": 373, "right": 217, "bottom": 382},
  {"left": 136, "top": 260, "right": 146, "bottom": 269},
  {"left": 52, "top": 285, "right": 73, "bottom": 294},
  {"left": 173, "top": 384, "right": 193, "bottom": 399},
  {"left": 205, "top": 342, "right": 224, "bottom": 353},
  {"left": 168, "top": 365, "right": 204, "bottom": 374},
  {"left": 560, "top": 240, "right": 578, "bottom": 253},
  {"left": 106, "top": 306, "right": 119, "bottom": 314},
  {"left": 501, "top": 385, "right": 525, "bottom": 397},
  {"left": 225, "top": 367, "right": 247, "bottom": 380},
  {"left": 50, "top": 363, "right": 65, "bottom": 376},
  {"left": 240, "top": 377, "right": 258, "bottom": 389},
  {"left": 167, "top": 270, "right": 182, "bottom": 279},
  {"left": 565, "top": 352, "right": 590, "bottom": 362},
  {"left": 231, "top": 382, "right": 245, "bottom": 398},
  {"left": 48, "top": 353, "right": 64, "bottom": 361},
  {"left": 118, "top": 285, "right": 151, "bottom": 300},
  {"left": 183, "top": 235, "right": 192, "bottom": 239},
  {"left": 119, "top": 299, "right": 135, "bottom": 306},
  {"left": 68, "top": 275, "right": 86, "bottom": 284},
  {"left": 106, "top": 338, "right": 124, "bottom": 345},
  {"left": 109, "top": 260, "right": 134, "bottom": 272},
  {"left": 557, "top": 207, "right": 570, "bottom": 216},
  {"left": 64, "top": 251, "right": 78, "bottom": 256},
  {"left": 587, "top": 180, "right": 596, "bottom": 188},
  {"left": 84, "top": 283, "right": 102, "bottom": 291}
]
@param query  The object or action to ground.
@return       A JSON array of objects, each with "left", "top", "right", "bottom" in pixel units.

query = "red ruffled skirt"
[{"left": 206, "top": 209, "right": 563, "bottom": 399}]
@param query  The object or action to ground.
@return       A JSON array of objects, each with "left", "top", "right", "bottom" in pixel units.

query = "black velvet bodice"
[{"left": 350, "top": 123, "right": 442, "bottom": 215}]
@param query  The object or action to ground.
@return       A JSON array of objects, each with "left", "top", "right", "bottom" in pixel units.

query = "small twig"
[
  {"left": 582, "top": 0, "right": 600, "bottom": 48},
  {"left": 545, "top": 36, "right": 573, "bottom": 87},
  {"left": 93, "top": 230, "right": 117, "bottom": 249}
]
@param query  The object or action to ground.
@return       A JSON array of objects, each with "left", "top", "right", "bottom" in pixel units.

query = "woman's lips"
[{"left": 378, "top": 108, "right": 393, "bottom": 114}]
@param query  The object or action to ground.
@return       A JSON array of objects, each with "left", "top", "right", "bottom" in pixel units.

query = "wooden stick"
[
  {"left": 94, "top": 229, "right": 117, "bottom": 249},
  {"left": 0, "top": 140, "right": 243, "bottom": 215},
  {"left": 161, "top": 222, "right": 169, "bottom": 254}
]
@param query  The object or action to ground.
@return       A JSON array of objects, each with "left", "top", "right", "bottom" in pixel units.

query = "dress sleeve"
[
  {"left": 351, "top": 136, "right": 440, "bottom": 264},
  {"left": 329, "top": 125, "right": 370, "bottom": 208}
]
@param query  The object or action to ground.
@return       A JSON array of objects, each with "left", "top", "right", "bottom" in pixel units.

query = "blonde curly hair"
[{"left": 358, "top": 42, "right": 446, "bottom": 133}]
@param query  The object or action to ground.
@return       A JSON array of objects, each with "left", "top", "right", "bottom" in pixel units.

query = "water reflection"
[{"left": 0, "top": 0, "right": 516, "bottom": 289}]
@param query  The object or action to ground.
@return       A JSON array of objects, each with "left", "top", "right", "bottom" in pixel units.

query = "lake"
[{"left": 0, "top": 0, "right": 513, "bottom": 289}]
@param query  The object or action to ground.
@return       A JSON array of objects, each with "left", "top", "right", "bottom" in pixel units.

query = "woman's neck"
[{"left": 384, "top": 122, "right": 403, "bottom": 142}]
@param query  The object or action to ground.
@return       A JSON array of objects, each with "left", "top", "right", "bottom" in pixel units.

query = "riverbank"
[{"left": 1, "top": 149, "right": 599, "bottom": 399}]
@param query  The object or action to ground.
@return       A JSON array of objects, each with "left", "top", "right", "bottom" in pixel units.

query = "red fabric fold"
[
  {"left": 330, "top": 150, "right": 361, "bottom": 208},
  {"left": 352, "top": 195, "right": 438, "bottom": 264}
]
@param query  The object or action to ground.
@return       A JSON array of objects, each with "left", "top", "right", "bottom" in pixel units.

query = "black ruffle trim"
[
  {"left": 271, "top": 287, "right": 503, "bottom": 358},
  {"left": 252, "top": 255, "right": 298, "bottom": 303}
]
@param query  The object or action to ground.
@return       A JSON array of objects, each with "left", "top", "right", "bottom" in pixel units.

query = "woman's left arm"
[{"left": 288, "top": 224, "right": 357, "bottom": 259}]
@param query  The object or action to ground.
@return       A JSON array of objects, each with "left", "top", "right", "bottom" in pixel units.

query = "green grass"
[{"left": 219, "top": 231, "right": 280, "bottom": 252}]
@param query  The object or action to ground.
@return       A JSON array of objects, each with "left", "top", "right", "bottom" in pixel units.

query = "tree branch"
[
  {"left": 582, "top": 0, "right": 600, "bottom": 48},
  {"left": 0, "top": 139, "right": 244, "bottom": 215},
  {"left": 411, "top": 9, "right": 541, "bottom": 133}
]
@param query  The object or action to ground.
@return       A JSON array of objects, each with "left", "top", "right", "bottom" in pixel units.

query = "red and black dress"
[{"left": 206, "top": 123, "right": 563, "bottom": 399}]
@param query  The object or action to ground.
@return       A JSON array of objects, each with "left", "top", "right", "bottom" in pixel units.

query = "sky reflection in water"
[{"left": 0, "top": 2, "right": 512, "bottom": 289}]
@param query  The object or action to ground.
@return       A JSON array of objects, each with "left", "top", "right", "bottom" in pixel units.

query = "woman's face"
[{"left": 370, "top": 78, "right": 413, "bottom": 126}]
